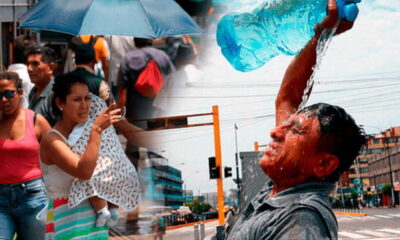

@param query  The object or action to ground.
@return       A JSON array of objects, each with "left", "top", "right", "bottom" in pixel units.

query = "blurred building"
[
  {"left": 366, "top": 127, "right": 400, "bottom": 202},
  {"left": 0, "top": 0, "right": 72, "bottom": 72},
  {"left": 139, "top": 151, "right": 185, "bottom": 210},
  {"left": 184, "top": 190, "right": 194, "bottom": 203},
  {"left": 341, "top": 127, "right": 400, "bottom": 189},
  {"left": 239, "top": 151, "right": 269, "bottom": 210},
  {"left": 0, "top": 0, "right": 36, "bottom": 68},
  {"left": 200, "top": 191, "right": 235, "bottom": 208},
  {"left": 201, "top": 192, "right": 217, "bottom": 207}
]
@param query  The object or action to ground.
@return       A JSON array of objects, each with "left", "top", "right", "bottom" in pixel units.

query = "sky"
[{"left": 151, "top": 0, "right": 400, "bottom": 195}]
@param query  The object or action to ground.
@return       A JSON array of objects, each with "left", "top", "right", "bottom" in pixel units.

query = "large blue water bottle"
[{"left": 216, "top": 0, "right": 361, "bottom": 72}]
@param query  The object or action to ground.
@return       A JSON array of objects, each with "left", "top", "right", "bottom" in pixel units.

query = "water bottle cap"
[
  {"left": 336, "top": 0, "right": 361, "bottom": 22},
  {"left": 344, "top": 4, "right": 359, "bottom": 22}
]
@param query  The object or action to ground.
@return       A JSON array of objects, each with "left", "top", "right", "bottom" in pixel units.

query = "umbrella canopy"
[{"left": 19, "top": 0, "right": 202, "bottom": 38}]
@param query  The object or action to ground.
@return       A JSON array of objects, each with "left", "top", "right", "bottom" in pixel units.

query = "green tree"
[
  {"left": 382, "top": 184, "right": 392, "bottom": 195},
  {"left": 185, "top": 199, "right": 212, "bottom": 214},
  {"left": 350, "top": 191, "right": 358, "bottom": 200}
]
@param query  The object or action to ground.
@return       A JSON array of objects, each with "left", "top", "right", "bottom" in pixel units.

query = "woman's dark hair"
[
  {"left": 299, "top": 103, "right": 367, "bottom": 182},
  {"left": 52, "top": 72, "right": 89, "bottom": 116},
  {"left": 0, "top": 71, "right": 23, "bottom": 90}
]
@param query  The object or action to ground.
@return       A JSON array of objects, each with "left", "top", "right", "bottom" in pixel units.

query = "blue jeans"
[{"left": 0, "top": 178, "right": 47, "bottom": 240}]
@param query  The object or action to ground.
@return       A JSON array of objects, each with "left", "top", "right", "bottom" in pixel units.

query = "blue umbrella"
[{"left": 19, "top": 0, "right": 202, "bottom": 38}]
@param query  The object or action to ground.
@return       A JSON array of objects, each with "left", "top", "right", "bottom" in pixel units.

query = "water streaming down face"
[{"left": 298, "top": 21, "right": 340, "bottom": 110}]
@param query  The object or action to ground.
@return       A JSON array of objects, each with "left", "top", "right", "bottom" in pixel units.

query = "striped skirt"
[{"left": 45, "top": 198, "right": 108, "bottom": 240}]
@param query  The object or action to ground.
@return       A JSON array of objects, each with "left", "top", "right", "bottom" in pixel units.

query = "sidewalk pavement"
[{"left": 109, "top": 214, "right": 218, "bottom": 240}]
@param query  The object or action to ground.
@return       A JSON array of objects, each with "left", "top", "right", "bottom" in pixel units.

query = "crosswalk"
[
  {"left": 339, "top": 228, "right": 400, "bottom": 239},
  {"left": 337, "top": 213, "right": 400, "bottom": 223}
]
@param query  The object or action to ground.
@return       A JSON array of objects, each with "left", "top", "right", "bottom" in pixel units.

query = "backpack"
[
  {"left": 134, "top": 52, "right": 163, "bottom": 98},
  {"left": 69, "top": 35, "right": 99, "bottom": 51}
]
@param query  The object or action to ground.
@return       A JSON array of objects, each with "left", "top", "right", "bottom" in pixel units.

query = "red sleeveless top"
[{"left": 0, "top": 109, "right": 42, "bottom": 184}]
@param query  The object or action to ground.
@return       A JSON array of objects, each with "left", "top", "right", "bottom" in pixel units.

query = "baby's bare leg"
[
  {"left": 89, "top": 196, "right": 108, "bottom": 211},
  {"left": 108, "top": 202, "right": 118, "bottom": 209}
]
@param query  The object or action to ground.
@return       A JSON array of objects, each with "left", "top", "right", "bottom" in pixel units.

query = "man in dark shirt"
[
  {"left": 70, "top": 44, "right": 110, "bottom": 101},
  {"left": 26, "top": 46, "right": 57, "bottom": 125},
  {"left": 226, "top": 1, "right": 366, "bottom": 239}
]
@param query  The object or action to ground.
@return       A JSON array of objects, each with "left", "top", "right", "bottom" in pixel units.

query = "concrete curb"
[{"left": 334, "top": 211, "right": 367, "bottom": 216}]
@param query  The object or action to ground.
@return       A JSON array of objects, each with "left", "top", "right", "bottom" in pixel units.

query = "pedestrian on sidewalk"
[
  {"left": 0, "top": 71, "right": 50, "bottom": 240},
  {"left": 7, "top": 34, "right": 35, "bottom": 108},
  {"left": 39, "top": 73, "right": 122, "bottom": 239},
  {"left": 26, "top": 45, "right": 58, "bottom": 126},
  {"left": 153, "top": 214, "right": 166, "bottom": 240}
]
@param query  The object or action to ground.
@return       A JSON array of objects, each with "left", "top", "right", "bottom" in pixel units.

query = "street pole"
[
  {"left": 355, "top": 157, "right": 363, "bottom": 211},
  {"left": 212, "top": 106, "right": 225, "bottom": 240},
  {"left": 234, "top": 124, "right": 241, "bottom": 207}
]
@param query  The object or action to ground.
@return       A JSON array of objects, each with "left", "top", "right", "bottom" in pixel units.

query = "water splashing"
[{"left": 298, "top": 21, "right": 340, "bottom": 110}]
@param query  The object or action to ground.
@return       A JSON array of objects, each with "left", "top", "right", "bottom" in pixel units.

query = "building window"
[
  {"left": 371, "top": 148, "right": 383, "bottom": 154},
  {"left": 359, "top": 158, "right": 368, "bottom": 163},
  {"left": 373, "top": 139, "right": 380, "bottom": 144}
]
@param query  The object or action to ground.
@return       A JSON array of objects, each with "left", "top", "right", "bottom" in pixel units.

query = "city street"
[
  {"left": 164, "top": 220, "right": 218, "bottom": 240},
  {"left": 338, "top": 208, "right": 400, "bottom": 239},
  {"left": 111, "top": 209, "right": 400, "bottom": 240},
  {"left": 110, "top": 220, "right": 218, "bottom": 240}
]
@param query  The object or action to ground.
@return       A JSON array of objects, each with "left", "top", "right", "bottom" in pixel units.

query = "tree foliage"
[
  {"left": 185, "top": 199, "right": 212, "bottom": 214},
  {"left": 382, "top": 184, "right": 392, "bottom": 195}
]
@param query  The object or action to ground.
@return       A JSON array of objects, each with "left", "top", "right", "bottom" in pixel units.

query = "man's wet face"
[
  {"left": 259, "top": 113, "right": 323, "bottom": 183},
  {"left": 27, "top": 53, "right": 53, "bottom": 85}
]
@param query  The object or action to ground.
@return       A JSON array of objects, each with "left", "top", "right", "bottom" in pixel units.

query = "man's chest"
[{"left": 227, "top": 207, "right": 287, "bottom": 240}]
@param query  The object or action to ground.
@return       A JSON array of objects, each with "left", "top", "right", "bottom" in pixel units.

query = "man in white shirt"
[{"left": 7, "top": 35, "right": 35, "bottom": 108}]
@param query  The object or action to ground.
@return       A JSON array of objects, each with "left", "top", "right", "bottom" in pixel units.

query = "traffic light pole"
[
  {"left": 212, "top": 106, "right": 226, "bottom": 228},
  {"left": 254, "top": 141, "right": 267, "bottom": 152},
  {"left": 234, "top": 124, "right": 241, "bottom": 207},
  {"left": 141, "top": 106, "right": 226, "bottom": 237}
]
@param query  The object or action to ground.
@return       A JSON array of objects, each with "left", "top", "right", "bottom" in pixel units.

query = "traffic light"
[
  {"left": 224, "top": 167, "right": 232, "bottom": 178},
  {"left": 208, "top": 157, "right": 220, "bottom": 179}
]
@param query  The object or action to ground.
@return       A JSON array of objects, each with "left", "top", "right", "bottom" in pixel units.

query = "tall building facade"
[
  {"left": 139, "top": 151, "right": 185, "bottom": 210},
  {"left": 345, "top": 127, "right": 400, "bottom": 189}
]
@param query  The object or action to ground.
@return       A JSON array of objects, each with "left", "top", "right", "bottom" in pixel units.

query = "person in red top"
[{"left": 0, "top": 71, "right": 50, "bottom": 240}]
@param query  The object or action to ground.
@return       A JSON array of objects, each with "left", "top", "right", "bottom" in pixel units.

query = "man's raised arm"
[{"left": 275, "top": 0, "right": 354, "bottom": 126}]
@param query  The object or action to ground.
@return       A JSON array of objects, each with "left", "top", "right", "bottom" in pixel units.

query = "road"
[
  {"left": 111, "top": 209, "right": 400, "bottom": 240},
  {"left": 337, "top": 208, "right": 400, "bottom": 239},
  {"left": 110, "top": 220, "right": 218, "bottom": 240},
  {"left": 164, "top": 220, "right": 218, "bottom": 240}
]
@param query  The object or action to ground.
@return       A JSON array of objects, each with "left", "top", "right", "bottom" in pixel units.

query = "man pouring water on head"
[{"left": 225, "top": 0, "right": 366, "bottom": 239}]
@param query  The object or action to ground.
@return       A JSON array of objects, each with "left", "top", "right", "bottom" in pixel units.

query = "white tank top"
[{"left": 40, "top": 129, "right": 74, "bottom": 199}]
